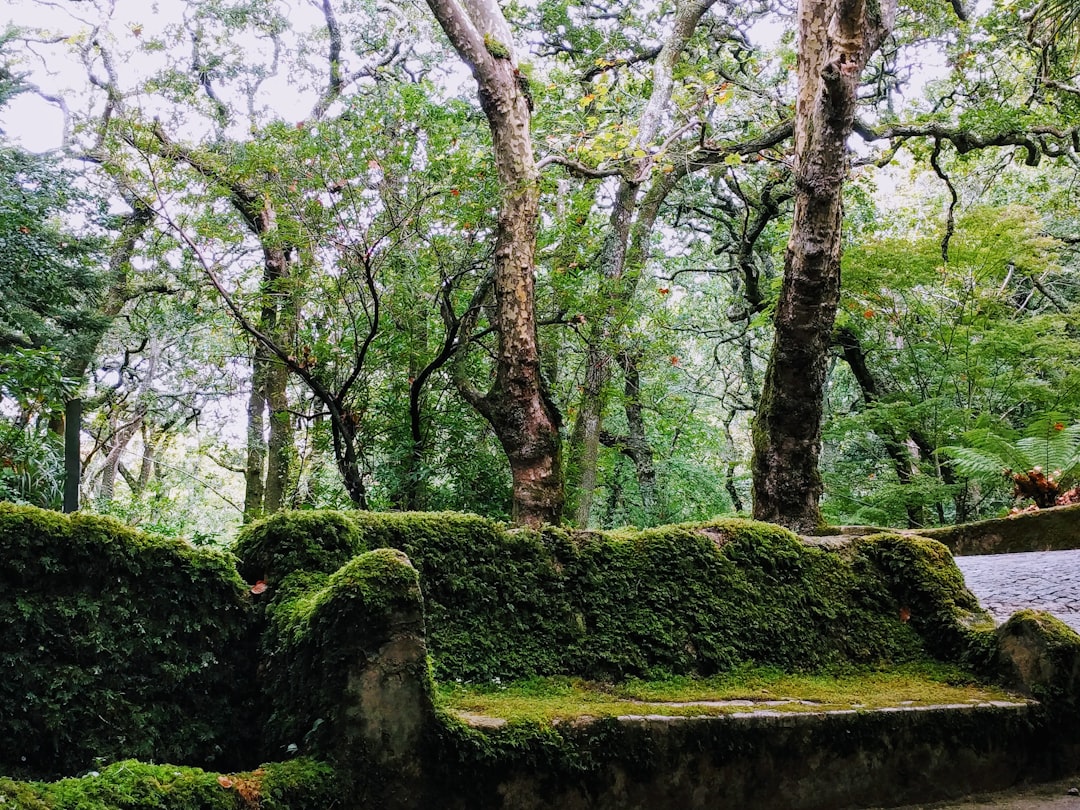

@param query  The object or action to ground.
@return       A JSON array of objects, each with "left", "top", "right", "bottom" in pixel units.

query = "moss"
[
  {"left": 258, "top": 548, "right": 429, "bottom": 757},
  {"left": 996, "top": 609, "right": 1080, "bottom": 708},
  {"left": 233, "top": 510, "right": 364, "bottom": 585},
  {"left": 854, "top": 533, "right": 995, "bottom": 670},
  {"left": 238, "top": 510, "right": 989, "bottom": 686},
  {"left": 0, "top": 504, "right": 258, "bottom": 780},
  {"left": 0, "top": 776, "right": 52, "bottom": 809},
  {"left": 0, "top": 759, "right": 338, "bottom": 809},
  {"left": 482, "top": 32, "right": 511, "bottom": 59},
  {"left": 435, "top": 665, "right": 1020, "bottom": 724}
]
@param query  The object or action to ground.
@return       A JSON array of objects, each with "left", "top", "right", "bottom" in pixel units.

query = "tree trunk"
[
  {"left": 264, "top": 356, "right": 292, "bottom": 512},
  {"left": 256, "top": 217, "right": 296, "bottom": 515},
  {"left": 836, "top": 326, "right": 925, "bottom": 527},
  {"left": 243, "top": 350, "right": 268, "bottom": 522},
  {"left": 751, "top": 0, "right": 896, "bottom": 533},
  {"left": 618, "top": 351, "right": 658, "bottom": 517},
  {"left": 423, "top": 0, "right": 563, "bottom": 526},
  {"left": 242, "top": 238, "right": 296, "bottom": 520},
  {"left": 565, "top": 0, "right": 713, "bottom": 526}
]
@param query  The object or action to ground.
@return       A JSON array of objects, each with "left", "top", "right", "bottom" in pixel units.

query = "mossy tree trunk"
[
  {"left": 423, "top": 0, "right": 563, "bottom": 526},
  {"left": 751, "top": 0, "right": 896, "bottom": 533}
]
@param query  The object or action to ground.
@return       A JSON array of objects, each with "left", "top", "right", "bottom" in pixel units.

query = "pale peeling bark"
[
  {"left": 425, "top": 0, "right": 563, "bottom": 526},
  {"left": 751, "top": 0, "right": 896, "bottom": 533}
]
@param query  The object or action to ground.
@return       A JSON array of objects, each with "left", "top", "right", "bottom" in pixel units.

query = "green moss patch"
[
  {"left": 0, "top": 758, "right": 339, "bottom": 810},
  {"left": 0, "top": 504, "right": 259, "bottom": 780},
  {"left": 237, "top": 512, "right": 995, "bottom": 684},
  {"left": 436, "top": 664, "right": 1023, "bottom": 724},
  {"left": 258, "top": 548, "right": 430, "bottom": 755}
]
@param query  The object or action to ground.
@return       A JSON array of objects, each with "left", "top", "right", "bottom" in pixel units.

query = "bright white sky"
[
  {"left": 1, "top": 0, "right": 958, "bottom": 154},
  {"left": 1, "top": 0, "right": 331, "bottom": 151}
]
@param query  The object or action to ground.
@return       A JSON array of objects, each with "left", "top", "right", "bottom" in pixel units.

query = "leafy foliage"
[
  {"left": 944, "top": 417, "right": 1080, "bottom": 507},
  {"left": 0, "top": 141, "right": 105, "bottom": 358},
  {"left": 0, "top": 758, "right": 339, "bottom": 810}
]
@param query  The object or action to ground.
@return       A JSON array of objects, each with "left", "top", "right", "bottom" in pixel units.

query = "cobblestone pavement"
[
  {"left": 873, "top": 551, "right": 1080, "bottom": 809},
  {"left": 955, "top": 549, "right": 1080, "bottom": 633}
]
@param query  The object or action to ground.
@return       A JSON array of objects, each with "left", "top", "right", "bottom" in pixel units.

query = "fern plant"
[{"left": 943, "top": 416, "right": 1080, "bottom": 508}]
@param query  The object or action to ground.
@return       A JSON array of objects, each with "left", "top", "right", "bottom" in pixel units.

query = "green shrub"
[
  {"left": 0, "top": 758, "right": 339, "bottom": 809},
  {"left": 233, "top": 510, "right": 363, "bottom": 585}
]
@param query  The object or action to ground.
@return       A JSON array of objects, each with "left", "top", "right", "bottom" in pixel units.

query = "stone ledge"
[{"left": 435, "top": 700, "right": 1078, "bottom": 810}]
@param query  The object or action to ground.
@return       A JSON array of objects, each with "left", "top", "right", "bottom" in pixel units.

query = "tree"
[
  {"left": 0, "top": 81, "right": 104, "bottom": 505},
  {"left": 946, "top": 417, "right": 1080, "bottom": 509},
  {"left": 823, "top": 201, "right": 1080, "bottom": 525},
  {"left": 751, "top": 0, "right": 900, "bottom": 533},
  {"left": 422, "top": 0, "right": 564, "bottom": 525}
]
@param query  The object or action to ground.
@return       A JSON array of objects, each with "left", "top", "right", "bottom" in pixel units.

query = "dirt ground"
[{"left": 877, "top": 778, "right": 1080, "bottom": 809}]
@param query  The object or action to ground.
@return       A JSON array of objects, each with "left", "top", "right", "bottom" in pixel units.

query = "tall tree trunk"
[
  {"left": 243, "top": 350, "right": 268, "bottom": 521},
  {"left": 836, "top": 326, "right": 925, "bottom": 527},
  {"left": 423, "top": 0, "right": 563, "bottom": 526},
  {"left": 264, "top": 357, "right": 292, "bottom": 512},
  {"left": 617, "top": 351, "right": 658, "bottom": 517},
  {"left": 256, "top": 220, "right": 296, "bottom": 514},
  {"left": 751, "top": 0, "right": 896, "bottom": 533},
  {"left": 242, "top": 237, "right": 296, "bottom": 520},
  {"left": 566, "top": 0, "right": 714, "bottom": 526}
]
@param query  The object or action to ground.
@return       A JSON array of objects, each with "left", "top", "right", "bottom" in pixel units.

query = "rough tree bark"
[
  {"left": 423, "top": 0, "right": 563, "bottom": 526},
  {"left": 751, "top": 0, "right": 897, "bottom": 533}
]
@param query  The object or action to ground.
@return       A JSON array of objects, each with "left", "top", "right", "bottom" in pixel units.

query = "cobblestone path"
[{"left": 955, "top": 549, "right": 1080, "bottom": 633}]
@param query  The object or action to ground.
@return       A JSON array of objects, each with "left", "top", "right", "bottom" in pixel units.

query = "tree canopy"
[{"left": 1, "top": 0, "right": 1078, "bottom": 536}]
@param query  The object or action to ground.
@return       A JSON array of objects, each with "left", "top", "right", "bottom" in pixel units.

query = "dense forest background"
[{"left": 1, "top": 0, "right": 1079, "bottom": 541}]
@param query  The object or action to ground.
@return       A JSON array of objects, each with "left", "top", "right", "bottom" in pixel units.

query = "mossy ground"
[
  {"left": 0, "top": 759, "right": 340, "bottom": 810},
  {"left": 436, "top": 664, "right": 1024, "bottom": 724}
]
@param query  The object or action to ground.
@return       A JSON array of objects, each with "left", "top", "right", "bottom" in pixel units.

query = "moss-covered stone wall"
[
  {"left": 917, "top": 502, "right": 1080, "bottom": 555},
  {"left": 236, "top": 511, "right": 996, "bottom": 684},
  {"left": 0, "top": 504, "right": 259, "bottom": 780},
  {"left": 2, "top": 502, "right": 1031, "bottom": 809}
]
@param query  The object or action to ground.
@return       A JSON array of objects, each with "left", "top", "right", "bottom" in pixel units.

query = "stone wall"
[{"left": 917, "top": 503, "right": 1080, "bottom": 555}]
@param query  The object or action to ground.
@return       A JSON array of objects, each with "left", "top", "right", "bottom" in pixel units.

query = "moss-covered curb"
[
  {"left": 824, "top": 503, "right": 1080, "bottom": 556},
  {"left": 9, "top": 502, "right": 1080, "bottom": 809},
  {"left": 424, "top": 700, "right": 1080, "bottom": 810},
  {"left": 916, "top": 503, "right": 1080, "bottom": 555}
]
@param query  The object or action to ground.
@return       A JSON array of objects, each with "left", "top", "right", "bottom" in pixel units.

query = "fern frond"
[{"left": 940, "top": 446, "right": 1013, "bottom": 480}]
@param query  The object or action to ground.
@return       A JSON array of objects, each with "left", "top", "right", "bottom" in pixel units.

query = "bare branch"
[
  {"left": 929, "top": 139, "right": 958, "bottom": 263},
  {"left": 854, "top": 119, "right": 1079, "bottom": 166},
  {"left": 581, "top": 45, "right": 663, "bottom": 81},
  {"left": 190, "top": 28, "right": 230, "bottom": 132}
]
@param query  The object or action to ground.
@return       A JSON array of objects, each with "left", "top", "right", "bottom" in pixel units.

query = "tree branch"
[{"left": 854, "top": 119, "right": 1079, "bottom": 166}]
